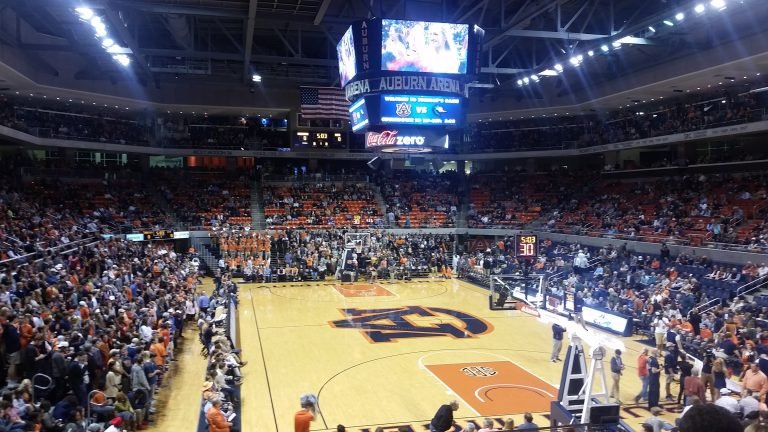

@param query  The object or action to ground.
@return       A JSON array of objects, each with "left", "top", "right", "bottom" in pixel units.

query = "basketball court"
[{"left": 235, "top": 278, "right": 674, "bottom": 432}]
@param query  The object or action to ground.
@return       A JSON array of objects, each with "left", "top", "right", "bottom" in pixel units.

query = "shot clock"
[{"left": 514, "top": 234, "right": 539, "bottom": 258}]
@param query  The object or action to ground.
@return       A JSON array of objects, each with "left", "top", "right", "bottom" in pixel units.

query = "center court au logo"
[
  {"left": 460, "top": 366, "right": 497, "bottom": 377},
  {"left": 329, "top": 306, "right": 493, "bottom": 343}
]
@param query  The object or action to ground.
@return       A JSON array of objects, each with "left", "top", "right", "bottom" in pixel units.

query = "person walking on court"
[
  {"left": 295, "top": 394, "right": 317, "bottom": 432},
  {"left": 635, "top": 348, "right": 650, "bottom": 403},
  {"left": 648, "top": 349, "right": 662, "bottom": 409},
  {"left": 551, "top": 323, "right": 566, "bottom": 362},
  {"left": 610, "top": 349, "right": 625, "bottom": 403},
  {"left": 429, "top": 400, "right": 459, "bottom": 432}
]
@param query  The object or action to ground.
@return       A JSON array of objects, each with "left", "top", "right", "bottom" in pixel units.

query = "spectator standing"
[
  {"left": 663, "top": 345, "right": 678, "bottom": 402},
  {"left": 682, "top": 369, "right": 705, "bottom": 406},
  {"left": 551, "top": 324, "right": 566, "bottom": 362},
  {"left": 648, "top": 349, "right": 662, "bottom": 409},
  {"left": 198, "top": 293, "right": 210, "bottom": 316},
  {"left": 610, "top": 349, "right": 625, "bottom": 404},
  {"left": 677, "top": 358, "right": 693, "bottom": 404},
  {"left": 635, "top": 348, "right": 650, "bottom": 403},
  {"left": 742, "top": 362, "right": 768, "bottom": 399}
]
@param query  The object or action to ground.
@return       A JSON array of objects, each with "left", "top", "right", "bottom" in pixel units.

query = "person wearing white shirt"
[
  {"left": 139, "top": 322, "right": 153, "bottom": 344},
  {"left": 714, "top": 388, "right": 740, "bottom": 414},
  {"left": 654, "top": 315, "right": 669, "bottom": 352},
  {"left": 758, "top": 264, "right": 768, "bottom": 277},
  {"left": 740, "top": 392, "right": 760, "bottom": 416}
]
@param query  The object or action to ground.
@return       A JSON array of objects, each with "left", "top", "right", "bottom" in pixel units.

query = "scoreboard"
[
  {"left": 514, "top": 234, "right": 539, "bottom": 258},
  {"left": 293, "top": 130, "right": 345, "bottom": 149}
]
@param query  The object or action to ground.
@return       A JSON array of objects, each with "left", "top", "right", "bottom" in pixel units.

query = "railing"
[
  {"left": 736, "top": 274, "right": 768, "bottom": 296},
  {"left": 28, "top": 127, "right": 150, "bottom": 146},
  {"left": 699, "top": 297, "right": 723, "bottom": 315},
  {"left": 0, "top": 236, "right": 100, "bottom": 267},
  {"left": 262, "top": 174, "right": 369, "bottom": 183},
  {"left": 540, "top": 226, "right": 690, "bottom": 246}
]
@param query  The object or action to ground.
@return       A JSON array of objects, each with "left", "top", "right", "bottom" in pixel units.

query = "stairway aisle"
[{"left": 251, "top": 177, "right": 266, "bottom": 230}]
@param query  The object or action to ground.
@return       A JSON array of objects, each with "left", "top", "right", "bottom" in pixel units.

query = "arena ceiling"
[{"left": 0, "top": 0, "right": 766, "bottom": 113}]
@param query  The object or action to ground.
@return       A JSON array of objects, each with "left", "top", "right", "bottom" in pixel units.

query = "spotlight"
[
  {"left": 600, "top": 45, "right": 609, "bottom": 52},
  {"left": 554, "top": 63, "right": 564, "bottom": 72},
  {"left": 101, "top": 39, "right": 115, "bottom": 48},
  {"left": 516, "top": 79, "right": 523, "bottom": 86},
  {"left": 675, "top": 12, "right": 685, "bottom": 21},
  {"left": 251, "top": 74, "right": 262, "bottom": 83},
  {"left": 710, "top": 0, "right": 726, "bottom": 10},
  {"left": 530, "top": 74, "right": 539, "bottom": 82},
  {"left": 648, "top": 26, "right": 656, "bottom": 32},
  {"left": 569, "top": 57, "right": 580, "bottom": 66},
  {"left": 587, "top": 50, "right": 594, "bottom": 56},
  {"left": 106, "top": 45, "right": 122, "bottom": 53},
  {"left": 75, "top": 7, "right": 94, "bottom": 20},
  {"left": 523, "top": 77, "right": 530, "bottom": 84},
  {"left": 695, "top": 3, "right": 706, "bottom": 13},
  {"left": 576, "top": 54, "right": 584, "bottom": 62},
  {"left": 113, "top": 55, "right": 130, "bottom": 66},
  {"left": 612, "top": 41, "right": 622, "bottom": 48},
  {"left": 663, "top": 20, "right": 674, "bottom": 26}
]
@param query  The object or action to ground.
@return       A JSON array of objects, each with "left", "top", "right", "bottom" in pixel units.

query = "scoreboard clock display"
[
  {"left": 294, "top": 131, "right": 345, "bottom": 148},
  {"left": 143, "top": 230, "right": 175, "bottom": 240},
  {"left": 514, "top": 234, "right": 539, "bottom": 258}
]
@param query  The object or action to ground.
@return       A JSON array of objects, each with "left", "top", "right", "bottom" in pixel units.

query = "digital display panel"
[
  {"left": 294, "top": 131, "right": 345, "bottom": 148},
  {"left": 514, "top": 234, "right": 539, "bottom": 258},
  {"left": 349, "top": 98, "right": 369, "bottom": 132},
  {"left": 337, "top": 26, "right": 357, "bottom": 86},
  {"left": 582, "top": 306, "right": 632, "bottom": 335},
  {"left": 380, "top": 94, "right": 462, "bottom": 126},
  {"left": 381, "top": 19, "right": 469, "bottom": 74},
  {"left": 365, "top": 128, "right": 449, "bottom": 153}
]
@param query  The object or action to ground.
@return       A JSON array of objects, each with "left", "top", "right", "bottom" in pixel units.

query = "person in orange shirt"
[
  {"left": 700, "top": 324, "right": 714, "bottom": 341},
  {"left": 150, "top": 336, "right": 167, "bottom": 368},
  {"left": 679, "top": 318, "right": 694, "bottom": 335},
  {"left": 19, "top": 317, "right": 34, "bottom": 349},
  {"left": 206, "top": 398, "right": 232, "bottom": 432},
  {"left": 294, "top": 396, "right": 316, "bottom": 432},
  {"left": 79, "top": 302, "right": 90, "bottom": 321}
]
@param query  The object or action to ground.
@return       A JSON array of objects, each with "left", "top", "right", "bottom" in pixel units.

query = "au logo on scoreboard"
[
  {"left": 395, "top": 102, "right": 412, "bottom": 117},
  {"left": 329, "top": 306, "right": 493, "bottom": 343}
]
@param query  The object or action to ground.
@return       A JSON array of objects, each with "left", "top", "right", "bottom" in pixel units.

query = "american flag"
[{"left": 299, "top": 86, "right": 349, "bottom": 120}]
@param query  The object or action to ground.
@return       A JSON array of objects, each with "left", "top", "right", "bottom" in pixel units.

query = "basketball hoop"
[{"left": 344, "top": 233, "right": 370, "bottom": 255}]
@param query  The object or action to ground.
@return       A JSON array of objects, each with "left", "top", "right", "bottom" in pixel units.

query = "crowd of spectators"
[
  {"left": 458, "top": 238, "right": 768, "bottom": 425},
  {"left": 468, "top": 88, "right": 768, "bottom": 152},
  {"left": 378, "top": 171, "right": 460, "bottom": 228},
  {"left": 0, "top": 235, "right": 200, "bottom": 431},
  {"left": 156, "top": 170, "right": 253, "bottom": 229},
  {"left": 466, "top": 170, "right": 585, "bottom": 228},
  {"left": 263, "top": 182, "right": 382, "bottom": 229},
  {"left": 198, "top": 273, "right": 242, "bottom": 432},
  {"left": 209, "top": 229, "right": 454, "bottom": 283},
  {"left": 545, "top": 172, "right": 768, "bottom": 250},
  {"left": 0, "top": 97, "right": 149, "bottom": 146},
  {"left": 0, "top": 172, "right": 175, "bottom": 261},
  {"left": 160, "top": 115, "right": 288, "bottom": 150}
]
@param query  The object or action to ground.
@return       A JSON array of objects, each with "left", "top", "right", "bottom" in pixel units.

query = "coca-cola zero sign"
[{"left": 365, "top": 130, "right": 425, "bottom": 147}]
